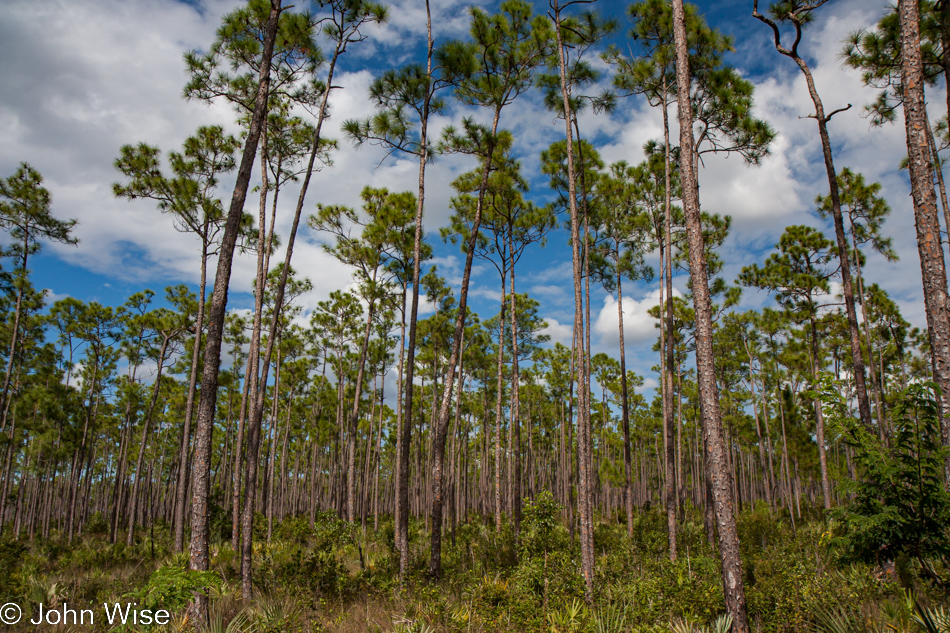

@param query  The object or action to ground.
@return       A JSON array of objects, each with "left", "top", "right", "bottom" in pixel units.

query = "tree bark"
[
  {"left": 187, "top": 2, "right": 281, "bottom": 624},
  {"left": 552, "top": 0, "right": 594, "bottom": 601},
  {"left": 175, "top": 231, "right": 210, "bottom": 552},
  {"left": 899, "top": 0, "right": 950, "bottom": 467},
  {"left": 661, "top": 86, "right": 678, "bottom": 561},
  {"left": 494, "top": 282, "right": 507, "bottom": 532},
  {"left": 397, "top": 0, "right": 434, "bottom": 577},
  {"left": 509, "top": 230, "right": 522, "bottom": 536},
  {"left": 348, "top": 296, "right": 377, "bottom": 523},
  {"left": 127, "top": 335, "right": 171, "bottom": 546},
  {"left": 753, "top": 2, "right": 874, "bottom": 436},
  {"left": 428, "top": 107, "right": 502, "bottom": 577},
  {"left": 671, "top": 0, "right": 749, "bottom": 628},
  {"left": 615, "top": 247, "right": 634, "bottom": 537}
]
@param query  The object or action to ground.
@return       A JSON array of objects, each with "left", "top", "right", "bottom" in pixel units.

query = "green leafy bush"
[
  {"left": 828, "top": 382, "right": 950, "bottom": 575},
  {"left": 83, "top": 512, "right": 109, "bottom": 536},
  {"left": 520, "top": 491, "right": 562, "bottom": 558},
  {"left": 126, "top": 564, "right": 222, "bottom": 612},
  {"left": 0, "top": 540, "right": 26, "bottom": 600}
]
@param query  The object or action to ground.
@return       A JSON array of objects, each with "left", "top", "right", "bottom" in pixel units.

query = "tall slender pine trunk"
[
  {"left": 397, "top": 0, "right": 434, "bottom": 576},
  {"left": 671, "top": 0, "right": 749, "bottom": 627},
  {"left": 899, "top": 0, "right": 950, "bottom": 469},
  {"left": 552, "top": 0, "right": 594, "bottom": 601},
  {"left": 187, "top": 3, "right": 281, "bottom": 624},
  {"left": 661, "top": 87, "right": 677, "bottom": 561}
]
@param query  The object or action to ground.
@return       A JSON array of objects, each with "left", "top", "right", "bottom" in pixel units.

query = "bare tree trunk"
[
  {"left": 373, "top": 374, "right": 384, "bottom": 531},
  {"left": 397, "top": 0, "right": 434, "bottom": 577},
  {"left": 494, "top": 283, "right": 507, "bottom": 532},
  {"left": 745, "top": 341, "right": 772, "bottom": 507},
  {"left": 672, "top": 0, "right": 748, "bottom": 627},
  {"left": 393, "top": 288, "right": 407, "bottom": 540},
  {"left": 429, "top": 99, "right": 502, "bottom": 574},
  {"left": 231, "top": 349, "right": 252, "bottom": 547},
  {"left": 175, "top": 238, "right": 209, "bottom": 552},
  {"left": 552, "top": 0, "right": 593, "bottom": 600},
  {"left": 127, "top": 336, "right": 170, "bottom": 546},
  {"left": 851, "top": 230, "right": 888, "bottom": 441},
  {"left": 661, "top": 88, "right": 677, "bottom": 561},
  {"left": 187, "top": 3, "right": 281, "bottom": 624},
  {"left": 509, "top": 231, "right": 522, "bottom": 537},
  {"left": 348, "top": 297, "right": 377, "bottom": 522},
  {"left": 752, "top": 1, "right": 873, "bottom": 435},
  {"left": 899, "top": 0, "right": 950, "bottom": 467},
  {"left": 0, "top": 244, "right": 29, "bottom": 436},
  {"left": 808, "top": 314, "right": 832, "bottom": 509}
]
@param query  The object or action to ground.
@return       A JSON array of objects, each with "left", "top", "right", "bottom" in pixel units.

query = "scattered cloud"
[
  {"left": 593, "top": 287, "right": 684, "bottom": 348},
  {"left": 541, "top": 317, "right": 573, "bottom": 347},
  {"left": 0, "top": 0, "right": 935, "bottom": 396}
]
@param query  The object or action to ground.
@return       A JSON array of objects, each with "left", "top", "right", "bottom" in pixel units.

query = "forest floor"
[{"left": 0, "top": 500, "right": 946, "bottom": 633}]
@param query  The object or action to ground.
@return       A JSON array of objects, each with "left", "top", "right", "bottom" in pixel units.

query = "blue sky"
[{"left": 0, "top": 0, "right": 929, "bottom": 394}]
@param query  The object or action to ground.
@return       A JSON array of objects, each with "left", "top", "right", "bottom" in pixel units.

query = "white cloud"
[
  {"left": 1, "top": 0, "right": 240, "bottom": 282},
  {"left": 0, "top": 0, "right": 483, "bottom": 316},
  {"left": 1, "top": 0, "right": 938, "bottom": 391},
  {"left": 541, "top": 317, "right": 572, "bottom": 346},
  {"left": 43, "top": 289, "right": 71, "bottom": 305},
  {"left": 593, "top": 286, "right": 684, "bottom": 347}
]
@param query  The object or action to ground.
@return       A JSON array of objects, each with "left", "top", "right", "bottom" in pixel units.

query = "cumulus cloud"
[
  {"left": 0, "top": 0, "right": 485, "bottom": 318},
  {"left": 0, "top": 0, "right": 936, "bottom": 384},
  {"left": 541, "top": 317, "right": 573, "bottom": 346},
  {"left": 593, "top": 287, "right": 684, "bottom": 348}
]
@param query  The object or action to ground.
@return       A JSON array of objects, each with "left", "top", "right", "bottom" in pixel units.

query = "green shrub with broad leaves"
[{"left": 126, "top": 564, "right": 222, "bottom": 612}]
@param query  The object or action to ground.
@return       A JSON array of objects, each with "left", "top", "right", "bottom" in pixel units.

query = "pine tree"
[{"left": 671, "top": 0, "right": 749, "bottom": 626}]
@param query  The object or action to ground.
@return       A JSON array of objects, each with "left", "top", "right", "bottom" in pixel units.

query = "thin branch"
[{"left": 826, "top": 103, "right": 853, "bottom": 120}]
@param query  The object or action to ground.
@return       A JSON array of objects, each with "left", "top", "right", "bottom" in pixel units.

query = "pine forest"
[{"left": 1, "top": 0, "right": 950, "bottom": 631}]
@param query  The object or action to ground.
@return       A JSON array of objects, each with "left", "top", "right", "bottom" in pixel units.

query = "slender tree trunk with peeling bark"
[
  {"left": 187, "top": 2, "right": 281, "bottom": 625},
  {"left": 671, "top": 0, "right": 749, "bottom": 628},
  {"left": 899, "top": 0, "right": 950, "bottom": 468},
  {"left": 752, "top": 1, "right": 873, "bottom": 437},
  {"left": 552, "top": 0, "right": 594, "bottom": 601}
]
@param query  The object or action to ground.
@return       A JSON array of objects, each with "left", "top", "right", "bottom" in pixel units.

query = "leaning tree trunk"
[
  {"left": 239, "top": 10, "right": 346, "bottom": 590},
  {"left": 233, "top": 117, "right": 273, "bottom": 553},
  {"left": 671, "top": 0, "right": 749, "bottom": 629},
  {"left": 187, "top": 2, "right": 281, "bottom": 626},
  {"left": 428, "top": 108, "right": 499, "bottom": 578}
]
